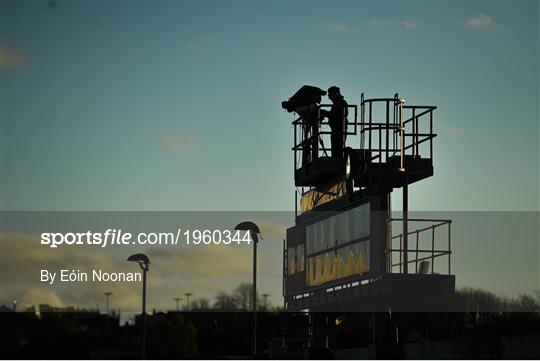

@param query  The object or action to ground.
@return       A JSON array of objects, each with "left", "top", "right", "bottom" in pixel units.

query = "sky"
[{"left": 1, "top": 1, "right": 539, "bottom": 312}]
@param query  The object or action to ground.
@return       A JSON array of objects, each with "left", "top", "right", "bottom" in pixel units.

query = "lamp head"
[
  {"left": 127, "top": 253, "right": 150, "bottom": 271},
  {"left": 235, "top": 221, "right": 261, "bottom": 242}
]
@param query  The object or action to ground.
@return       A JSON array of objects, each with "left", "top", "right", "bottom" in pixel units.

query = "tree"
[
  {"left": 213, "top": 292, "right": 238, "bottom": 310},
  {"left": 190, "top": 298, "right": 211, "bottom": 310},
  {"left": 514, "top": 293, "right": 540, "bottom": 312},
  {"left": 233, "top": 283, "right": 259, "bottom": 311}
]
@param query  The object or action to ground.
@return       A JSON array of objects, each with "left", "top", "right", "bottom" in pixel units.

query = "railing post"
[
  {"left": 448, "top": 222, "right": 451, "bottom": 275},
  {"left": 429, "top": 110, "right": 433, "bottom": 159},
  {"left": 399, "top": 234, "right": 402, "bottom": 274},
  {"left": 394, "top": 94, "right": 399, "bottom": 156},
  {"left": 385, "top": 100, "right": 389, "bottom": 162},
  {"left": 431, "top": 225, "right": 435, "bottom": 274},
  {"left": 415, "top": 229, "right": 419, "bottom": 274},
  {"left": 399, "top": 100, "right": 405, "bottom": 171},
  {"left": 414, "top": 108, "right": 419, "bottom": 157},
  {"left": 369, "top": 102, "right": 372, "bottom": 152},
  {"left": 379, "top": 122, "right": 382, "bottom": 160},
  {"left": 313, "top": 109, "right": 319, "bottom": 163},
  {"left": 294, "top": 121, "right": 297, "bottom": 171},
  {"left": 360, "top": 93, "right": 365, "bottom": 150},
  {"left": 354, "top": 104, "right": 358, "bottom": 135}
]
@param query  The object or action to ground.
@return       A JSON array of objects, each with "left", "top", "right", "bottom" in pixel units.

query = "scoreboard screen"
[{"left": 286, "top": 201, "right": 370, "bottom": 293}]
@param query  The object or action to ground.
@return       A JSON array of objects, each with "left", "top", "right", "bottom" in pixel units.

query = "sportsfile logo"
[{"left": 40, "top": 229, "right": 253, "bottom": 248}]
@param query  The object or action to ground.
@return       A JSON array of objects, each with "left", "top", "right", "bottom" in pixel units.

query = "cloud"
[
  {"left": 0, "top": 231, "right": 255, "bottom": 312},
  {"left": 0, "top": 47, "right": 25, "bottom": 68},
  {"left": 403, "top": 21, "right": 419, "bottom": 29},
  {"left": 19, "top": 289, "right": 65, "bottom": 308},
  {"left": 368, "top": 19, "right": 420, "bottom": 29},
  {"left": 1, "top": 232, "right": 142, "bottom": 310},
  {"left": 147, "top": 245, "right": 252, "bottom": 279},
  {"left": 257, "top": 221, "right": 286, "bottom": 239},
  {"left": 325, "top": 22, "right": 346, "bottom": 32},
  {"left": 465, "top": 14, "right": 495, "bottom": 29},
  {"left": 156, "top": 129, "right": 199, "bottom": 153}
]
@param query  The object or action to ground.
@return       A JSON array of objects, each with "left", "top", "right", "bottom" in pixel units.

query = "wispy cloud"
[
  {"left": 324, "top": 22, "right": 347, "bottom": 32},
  {"left": 465, "top": 14, "right": 495, "bottom": 29},
  {"left": 368, "top": 19, "right": 420, "bottom": 29},
  {"left": 156, "top": 129, "right": 199, "bottom": 153},
  {"left": 0, "top": 47, "right": 25, "bottom": 68},
  {"left": 402, "top": 21, "right": 419, "bottom": 29}
]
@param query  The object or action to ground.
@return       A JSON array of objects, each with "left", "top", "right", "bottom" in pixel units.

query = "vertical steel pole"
[
  {"left": 387, "top": 194, "right": 392, "bottom": 273},
  {"left": 400, "top": 98, "right": 408, "bottom": 274},
  {"left": 252, "top": 232, "right": 258, "bottom": 358},
  {"left": 142, "top": 269, "right": 147, "bottom": 360},
  {"left": 403, "top": 176, "right": 408, "bottom": 274},
  {"left": 282, "top": 239, "right": 286, "bottom": 300}
]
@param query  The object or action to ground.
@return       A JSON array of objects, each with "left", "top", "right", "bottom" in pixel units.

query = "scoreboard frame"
[{"left": 284, "top": 191, "right": 388, "bottom": 301}]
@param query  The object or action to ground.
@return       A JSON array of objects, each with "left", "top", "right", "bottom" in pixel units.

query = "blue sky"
[
  {"left": 0, "top": 1, "right": 539, "bottom": 310},
  {"left": 2, "top": 0, "right": 538, "bottom": 212}
]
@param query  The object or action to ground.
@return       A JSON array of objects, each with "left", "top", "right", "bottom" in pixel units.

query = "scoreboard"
[{"left": 285, "top": 200, "right": 371, "bottom": 295}]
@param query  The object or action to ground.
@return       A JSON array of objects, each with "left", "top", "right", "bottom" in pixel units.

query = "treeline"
[
  {"left": 183, "top": 284, "right": 540, "bottom": 313},
  {"left": 454, "top": 287, "right": 540, "bottom": 312},
  {"left": 181, "top": 283, "right": 281, "bottom": 311}
]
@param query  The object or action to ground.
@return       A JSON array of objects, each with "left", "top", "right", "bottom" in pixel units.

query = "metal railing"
[
  {"left": 386, "top": 218, "right": 452, "bottom": 275},
  {"left": 360, "top": 93, "right": 437, "bottom": 165}
]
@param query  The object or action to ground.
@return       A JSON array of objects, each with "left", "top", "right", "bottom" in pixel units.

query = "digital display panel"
[{"left": 286, "top": 202, "right": 370, "bottom": 288}]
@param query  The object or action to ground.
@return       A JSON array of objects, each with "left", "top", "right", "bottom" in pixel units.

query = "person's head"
[{"left": 327, "top": 86, "right": 341, "bottom": 102}]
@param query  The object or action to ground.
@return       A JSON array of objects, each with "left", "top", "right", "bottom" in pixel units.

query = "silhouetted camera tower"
[{"left": 281, "top": 86, "right": 454, "bottom": 355}]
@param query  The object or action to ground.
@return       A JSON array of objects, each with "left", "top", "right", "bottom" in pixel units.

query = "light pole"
[
  {"left": 235, "top": 221, "right": 261, "bottom": 359},
  {"left": 13, "top": 300, "right": 17, "bottom": 313},
  {"left": 104, "top": 292, "right": 113, "bottom": 314},
  {"left": 127, "top": 253, "right": 150, "bottom": 360},
  {"left": 173, "top": 297, "right": 181, "bottom": 311},
  {"left": 184, "top": 293, "right": 193, "bottom": 309}
]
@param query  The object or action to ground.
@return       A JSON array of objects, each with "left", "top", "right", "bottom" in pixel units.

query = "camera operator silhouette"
[{"left": 320, "top": 86, "right": 348, "bottom": 158}]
